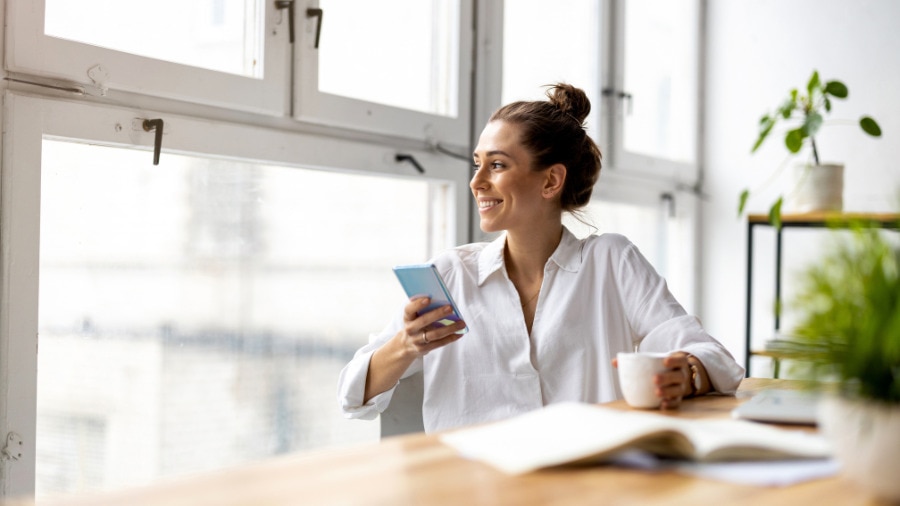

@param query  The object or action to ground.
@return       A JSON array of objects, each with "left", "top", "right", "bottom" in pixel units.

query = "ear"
[{"left": 542, "top": 163, "right": 567, "bottom": 200}]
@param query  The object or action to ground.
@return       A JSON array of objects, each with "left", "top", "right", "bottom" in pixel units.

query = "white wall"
[{"left": 702, "top": 0, "right": 900, "bottom": 373}]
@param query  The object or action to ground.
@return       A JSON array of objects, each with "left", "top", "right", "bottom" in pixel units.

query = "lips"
[{"left": 478, "top": 199, "right": 502, "bottom": 212}]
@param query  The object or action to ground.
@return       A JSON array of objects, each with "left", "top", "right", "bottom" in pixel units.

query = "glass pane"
[
  {"left": 37, "top": 140, "right": 452, "bottom": 497},
  {"left": 623, "top": 0, "right": 698, "bottom": 164},
  {"left": 317, "top": 0, "right": 460, "bottom": 116},
  {"left": 44, "top": 0, "right": 264, "bottom": 78},
  {"left": 501, "top": 0, "right": 601, "bottom": 138}
]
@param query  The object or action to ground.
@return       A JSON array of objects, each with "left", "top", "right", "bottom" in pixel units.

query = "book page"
[
  {"left": 676, "top": 418, "right": 830, "bottom": 461},
  {"left": 439, "top": 402, "right": 831, "bottom": 474}
]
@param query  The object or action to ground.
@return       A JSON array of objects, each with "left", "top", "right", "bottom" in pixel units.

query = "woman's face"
[{"left": 470, "top": 120, "right": 550, "bottom": 233}]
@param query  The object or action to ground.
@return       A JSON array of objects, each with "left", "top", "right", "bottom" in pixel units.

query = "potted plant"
[
  {"left": 787, "top": 221, "right": 900, "bottom": 501},
  {"left": 738, "top": 70, "right": 882, "bottom": 227}
]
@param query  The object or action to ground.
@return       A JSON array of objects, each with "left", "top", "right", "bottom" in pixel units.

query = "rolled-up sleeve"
[
  {"left": 637, "top": 315, "right": 744, "bottom": 394},
  {"left": 617, "top": 240, "right": 744, "bottom": 394},
  {"left": 337, "top": 315, "right": 424, "bottom": 420}
]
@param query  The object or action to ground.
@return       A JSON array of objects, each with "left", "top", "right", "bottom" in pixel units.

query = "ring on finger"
[{"left": 422, "top": 330, "right": 429, "bottom": 344}]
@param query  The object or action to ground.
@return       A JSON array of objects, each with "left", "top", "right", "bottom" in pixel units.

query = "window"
[
  {"left": 9, "top": 0, "right": 474, "bottom": 143},
  {"left": 295, "top": 0, "right": 473, "bottom": 145},
  {"left": 8, "top": 0, "right": 287, "bottom": 113},
  {"left": 2, "top": 94, "right": 469, "bottom": 497},
  {"left": 500, "top": 0, "right": 702, "bottom": 292},
  {"left": 500, "top": 0, "right": 700, "bottom": 181},
  {"left": 606, "top": 0, "right": 700, "bottom": 180}
]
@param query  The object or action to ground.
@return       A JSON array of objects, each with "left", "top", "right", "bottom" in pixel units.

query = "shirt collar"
[{"left": 476, "top": 226, "right": 583, "bottom": 286}]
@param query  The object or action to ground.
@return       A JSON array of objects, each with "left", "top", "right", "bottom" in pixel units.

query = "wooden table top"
[
  {"left": 747, "top": 211, "right": 900, "bottom": 225},
  {"left": 5, "top": 378, "right": 891, "bottom": 506}
]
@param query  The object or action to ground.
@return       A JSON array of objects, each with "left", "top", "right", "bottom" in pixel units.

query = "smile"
[{"left": 478, "top": 199, "right": 502, "bottom": 211}]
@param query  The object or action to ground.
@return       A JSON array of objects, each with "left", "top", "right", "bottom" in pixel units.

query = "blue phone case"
[{"left": 393, "top": 263, "right": 467, "bottom": 334}]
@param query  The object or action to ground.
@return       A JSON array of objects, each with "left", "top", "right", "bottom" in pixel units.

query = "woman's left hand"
[{"left": 654, "top": 352, "right": 692, "bottom": 410}]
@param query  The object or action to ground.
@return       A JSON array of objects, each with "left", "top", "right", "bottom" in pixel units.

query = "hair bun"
[{"left": 546, "top": 83, "right": 591, "bottom": 124}]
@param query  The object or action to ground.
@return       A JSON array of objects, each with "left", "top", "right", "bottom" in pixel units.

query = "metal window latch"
[
  {"left": 275, "top": 0, "right": 295, "bottom": 43},
  {"left": 2, "top": 432, "right": 23, "bottom": 461},
  {"left": 142, "top": 119, "right": 164, "bottom": 166},
  {"left": 396, "top": 154, "right": 425, "bottom": 174},
  {"left": 306, "top": 8, "right": 324, "bottom": 49},
  {"left": 601, "top": 88, "right": 634, "bottom": 115},
  {"left": 275, "top": 2, "right": 322, "bottom": 47}
]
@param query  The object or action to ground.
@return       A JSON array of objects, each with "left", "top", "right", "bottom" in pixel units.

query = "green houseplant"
[
  {"left": 787, "top": 221, "right": 900, "bottom": 501},
  {"left": 738, "top": 70, "right": 882, "bottom": 228}
]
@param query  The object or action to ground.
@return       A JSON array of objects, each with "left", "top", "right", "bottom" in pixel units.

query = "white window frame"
[
  {"left": 599, "top": 0, "right": 701, "bottom": 185},
  {"left": 0, "top": 91, "right": 471, "bottom": 497},
  {"left": 5, "top": 0, "right": 291, "bottom": 115},
  {"left": 294, "top": 0, "right": 474, "bottom": 146}
]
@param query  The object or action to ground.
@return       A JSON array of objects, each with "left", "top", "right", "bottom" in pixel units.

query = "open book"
[{"left": 439, "top": 402, "right": 831, "bottom": 475}]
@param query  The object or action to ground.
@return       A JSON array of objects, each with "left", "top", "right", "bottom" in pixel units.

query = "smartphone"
[{"left": 393, "top": 263, "right": 468, "bottom": 334}]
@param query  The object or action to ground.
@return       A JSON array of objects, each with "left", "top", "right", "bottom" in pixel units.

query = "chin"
[{"left": 479, "top": 220, "right": 501, "bottom": 234}]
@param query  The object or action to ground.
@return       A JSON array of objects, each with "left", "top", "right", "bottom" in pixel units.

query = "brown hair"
[{"left": 489, "top": 83, "right": 602, "bottom": 211}]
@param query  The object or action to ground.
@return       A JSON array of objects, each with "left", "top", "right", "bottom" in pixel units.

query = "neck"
[{"left": 504, "top": 222, "right": 564, "bottom": 280}]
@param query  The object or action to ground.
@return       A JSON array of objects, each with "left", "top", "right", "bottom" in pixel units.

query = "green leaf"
[
  {"left": 785, "top": 128, "right": 805, "bottom": 153},
  {"left": 777, "top": 98, "right": 795, "bottom": 119},
  {"left": 738, "top": 189, "right": 750, "bottom": 216},
  {"left": 752, "top": 117, "right": 776, "bottom": 152},
  {"left": 824, "top": 97, "right": 832, "bottom": 112},
  {"left": 825, "top": 80, "right": 848, "bottom": 98},
  {"left": 807, "top": 71, "right": 820, "bottom": 97},
  {"left": 860, "top": 116, "right": 882, "bottom": 137},
  {"left": 803, "top": 111, "right": 824, "bottom": 136},
  {"left": 768, "top": 197, "right": 783, "bottom": 230}
]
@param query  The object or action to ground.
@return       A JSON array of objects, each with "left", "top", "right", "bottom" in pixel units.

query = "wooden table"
[{"left": 5, "top": 378, "right": 889, "bottom": 506}]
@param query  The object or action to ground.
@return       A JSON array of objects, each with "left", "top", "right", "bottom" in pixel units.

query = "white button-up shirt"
[{"left": 338, "top": 228, "right": 744, "bottom": 433}]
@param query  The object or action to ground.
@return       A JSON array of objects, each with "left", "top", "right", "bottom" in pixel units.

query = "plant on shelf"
[
  {"left": 787, "top": 220, "right": 900, "bottom": 501},
  {"left": 738, "top": 70, "right": 882, "bottom": 228}
]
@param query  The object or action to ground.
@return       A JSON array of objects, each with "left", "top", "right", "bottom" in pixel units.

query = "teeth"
[{"left": 479, "top": 200, "right": 500, "bottom": 209}]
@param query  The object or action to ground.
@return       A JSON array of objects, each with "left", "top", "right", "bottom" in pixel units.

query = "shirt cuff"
[{"left": 337, "top": 348, "right": 399, "bottom": 420}]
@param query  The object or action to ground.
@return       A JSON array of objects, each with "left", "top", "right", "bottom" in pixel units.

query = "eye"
[
  {"left": 472, "top": 160, "right": 481, "bottom": 172},
  {"left": 490, "top": 161, "right": 505, "bottom": 170}
]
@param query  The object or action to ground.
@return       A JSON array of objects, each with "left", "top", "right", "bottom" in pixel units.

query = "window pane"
[
  {"left": 36, "top": 140, "right": 452, "bottom": 496},
  {"left": 501, "top": 0, "right": 601, "bottom": 137},
  {"left": 44, "top": 0, "right": 264, "bottom": 77},
  {"left": 623, "top": 0, "right": 698, "bottom": 163},
  {"left": 317, "top": 0, "right": 460, "bottom": 116}
]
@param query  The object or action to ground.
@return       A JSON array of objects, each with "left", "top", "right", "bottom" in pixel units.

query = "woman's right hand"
[
  {"left": 400, "top": 297, "right": 467, "bottom": 356},
  {"left": 364, "top": 297, "right": 467, "bottom": 403}
]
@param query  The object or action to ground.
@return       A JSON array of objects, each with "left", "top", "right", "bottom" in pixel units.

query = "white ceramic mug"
[{"left": 616, "top": 352, "right": 669, "bottom": 408}]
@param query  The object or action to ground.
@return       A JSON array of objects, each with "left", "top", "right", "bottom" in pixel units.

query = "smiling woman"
[{"left": 337, "top": 84, "right": 744, "bottom": 434}]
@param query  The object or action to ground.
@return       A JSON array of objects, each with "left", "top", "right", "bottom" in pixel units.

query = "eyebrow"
[{"left": 473, "top": 149, "right": 512, "bottom": 159}]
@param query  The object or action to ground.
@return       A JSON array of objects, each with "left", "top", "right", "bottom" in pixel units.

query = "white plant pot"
[
  {"left": 786, "top": 163, "right": 844, "bottom": 213},
  {"left": 818, "top": 395, "right": 900, "bottom": 501}
]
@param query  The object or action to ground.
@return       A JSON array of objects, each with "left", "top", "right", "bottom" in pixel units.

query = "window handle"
[
  {"left": 306, "top": 8, "right": 324, "bottom": 49},
  {"left": 275, "top": 0, "right": 295, "bottom": 43},
  {"left": 601, "top": 88, "right": 634, "bottom": 115},
  {"left": 142, "top": 119, "right": 164, "bottom": 165},
  {"left": 395, "top": 154, "right": 425, "bottom": 174}
]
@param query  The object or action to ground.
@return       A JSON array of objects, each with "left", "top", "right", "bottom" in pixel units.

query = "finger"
[
  {"left": 663, "top": 353, "right": 689, "bottom": 369},
  {"left": 655, "top": 369, "right": 688, "bottom": 389},
  {"left": 656, "top": 383, "right": 686, "bottom": 400},
  {"left": 415, "top": 323, "right": 466, "bottom": 353},
  {"left": 413, "top": 304, "right": 459, "bottom": 332},
  {"left": 660, "top": 397, "right": 683, "bottom": 410},
  {"left": 403, "top": 297, "right": 431, "bottom": 322},
  {"left": 425, "top": 320, "right": 468, "bottom": 343},
  {"left": 611, "top": 358, "right": 618, "bottom": 368}
]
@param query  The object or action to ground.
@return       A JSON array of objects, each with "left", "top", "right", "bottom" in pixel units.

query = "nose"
[{"left": 470, "top": 165, "right": 488, "bottom": 193}]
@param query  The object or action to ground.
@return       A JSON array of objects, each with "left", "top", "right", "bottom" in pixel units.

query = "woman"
[{"left": 338, "top": 84, "right": 744, "bottom": 433}]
